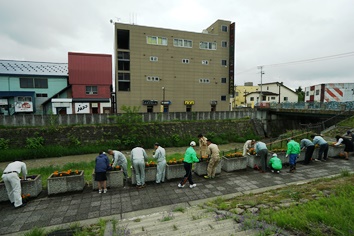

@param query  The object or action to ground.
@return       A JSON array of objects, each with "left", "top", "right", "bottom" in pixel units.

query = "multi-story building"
[
  {"left": 114, "top": 19, "right": 235, "bottom": 112},
  {"left": 304, "top": 83, "right": 354, "bottom": 102},
  {"left": 0, "top": 60, "right": 68, "bottom": 115}
]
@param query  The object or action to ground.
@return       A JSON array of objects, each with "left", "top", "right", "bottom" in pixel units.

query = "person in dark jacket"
[
  {"left": 334, "top": 135, "right": 354, "bottom": 160},
  {"left": 95, "top": 151, "right": 111, "bottom": 193}
]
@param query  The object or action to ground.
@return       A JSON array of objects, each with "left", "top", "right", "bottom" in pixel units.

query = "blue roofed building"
[{"left": 0, "top": 60, "right": 68, "bottom": 115}]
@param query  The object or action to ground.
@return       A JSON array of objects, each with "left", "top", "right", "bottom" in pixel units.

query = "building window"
[
  {"left": 271, "top": 97, "right": 276, "bottom": 100},
  {"left": 150, "top": 56, "right": 158, "bottom": 62},
  {"left": 86, "top": 86, "right": 98, "bottom": 95},
  {"left": 306, "top": 91, "right": 309, "bottom": 96},
  {"left": 36, "top": 93, "right": 48, "bottom": 97},
  {"left": 202, "top": 60, "right": 209, "bottom": 65},
  {"left": 221, "top": 60, "right": 227, "bottom": 66},
  {"left": 182, "top": 59, "right": 190, "bottom": 64},
  {"left": 118, "top": 51, "right": 130, "bottom": 60},
  {"left": 221, "top": 41, "right": 228, "bottom": 47},
  {"left": 250, "top": 97, "right": 254, "bottom": 101},
  {"left": 284, "top": 97, "right": 288, "bottom": 101},
  {"left": 147, "top": 36, "right": 167, "bottom": 45},
  {"left": 221, "top": 25, "right": 228, "bottom": 32},
  {"left": 173, "top": 38, "right": 192, "bottom": 48},
  {"left": 221, "top": 78, "right": 227, "bottom": 83},
  {"left": 199, "top": 41, "right": 217, "bottom": 50},
  {"left": 199, "top": 79, "right": 210, "bottom": 83},
  {"left": 221, "top": 95, "right": 226, "bottom": 101},
  {"left": 315, "top": 89, "right": 319, "bottom": 95},
  {"left": 146, "top": 76, "right": 160, "bottom": 82},
  {"left": 20, "top": 78, "right": 48, "bottom": 88},
  {"left": 118, "top": 73, "right": 130, "bottom": 91}
]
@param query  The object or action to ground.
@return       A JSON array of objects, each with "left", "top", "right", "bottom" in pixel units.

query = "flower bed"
[
  {"left": 92, "top": 167, "right": 124, "bottom": 190},
  {"left": 166, "top": 163, "right": 185, "bottom": 180},
  {"left": 194, "top": 158, "right": 222, "bottom": 176},
  {"left": 131, "top": 165, "right": 157, "bottom": 185},
  {"left": 328, "top": 145, "right": 345, "bottom": 157},
  {"left": 47, "top": 170, "right": 85, "bottom": 195},
  {"left": 221, "top": 156, "right": 248, "bottom": 172},
  {"left": 0, "top": 175, "right": 42, "bottom": 202}
]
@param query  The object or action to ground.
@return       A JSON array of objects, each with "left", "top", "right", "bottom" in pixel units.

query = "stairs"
[{"left": 106, "top": 205, "right": 256, "bottom": 236}]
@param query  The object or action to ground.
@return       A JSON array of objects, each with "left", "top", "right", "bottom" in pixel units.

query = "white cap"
[
  {"left": 272, "top": 153, "right": 277, "bottom": 157},
  {"left": 190, "top": 141, "right": 196, "bottom": 146}
]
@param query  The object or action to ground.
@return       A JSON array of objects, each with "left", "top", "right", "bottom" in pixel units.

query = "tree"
[{"left": 295, "top": 86, "right": 305, "bottom": 102}]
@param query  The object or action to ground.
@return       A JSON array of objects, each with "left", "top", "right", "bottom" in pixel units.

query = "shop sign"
[
  {"left": 184, "top": 100, "right": 195, "bottom": 105},
  {"left": 161, "top": 101, "right": 171, "bottom": 105},
  {"left": 142, "top": 100, "right": 158, "bottom": 106},
  {"left": 15, "top": 101, "right": 33, "bottom": 112},
  {"left": 75, "top": 103, "right": 90, "bottom": 113}
]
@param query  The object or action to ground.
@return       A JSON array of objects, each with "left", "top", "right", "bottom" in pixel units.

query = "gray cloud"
[{"left": 0, "top": 0, "right": 353, "bottom": 90}]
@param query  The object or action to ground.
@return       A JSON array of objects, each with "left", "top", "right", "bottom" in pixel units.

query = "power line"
[
  {"left": 237, "top": 51, "right": 354, "bottom": 75},
  {"left": 260, "top": 51, "right": 354, "bottom": 68}
]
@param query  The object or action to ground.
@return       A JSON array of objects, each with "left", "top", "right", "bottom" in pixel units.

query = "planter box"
[
  {"left": 221, "top": 156, "right": 247, "bottom": 172},
  {"left": 47, "top": 170, "right": 85, "bottom": 195},
  {"left": 92, "top": 170, "right": 124, "bottom": 190},
  {"left": 166, "top": 163, "right": 185, "bottom": 180},
  {"left": 328, "top": 145, "right": 344, "bottom": 157},
  {"left": 131, "top": 166, "right": 157, "bottom": 185},
  {"left": 0, "top": 175, "right": 42, "bottom": 202},
  {"left": 194, "top": 160, "right": 222, "bottom": 176},
  {"left": 247, "top": 155, "right": 262, "bottom": 168}
]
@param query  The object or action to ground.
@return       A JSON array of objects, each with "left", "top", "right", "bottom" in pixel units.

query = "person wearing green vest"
[
  {"left": 268, "top": 153, "right": 282, "bottom": 174},
  {"left": 286, "top": 138, "right": 301, "bottom": 173},
  {"left": 178, "top": 141, "right": 199, "bottom": 188}
]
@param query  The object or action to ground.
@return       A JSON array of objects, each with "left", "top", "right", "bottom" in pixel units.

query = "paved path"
[{"left": 1, "top": 156, "right": 353, "bottom": 235}]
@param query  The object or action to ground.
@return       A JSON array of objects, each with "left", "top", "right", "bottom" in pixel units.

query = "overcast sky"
[{"left": 1, "top": 0, "right": 353, "bottom": 90}]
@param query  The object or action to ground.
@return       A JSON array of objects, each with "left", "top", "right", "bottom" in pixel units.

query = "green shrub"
[{"left": 0, "top": 138, "right": 9, "bottom": 149}]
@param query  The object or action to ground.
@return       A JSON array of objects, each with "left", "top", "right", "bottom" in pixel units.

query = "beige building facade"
[{"left": 114, "top": 20, "right": 235, "bottom": 113}]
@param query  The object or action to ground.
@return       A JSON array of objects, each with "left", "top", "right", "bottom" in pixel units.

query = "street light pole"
[
  {"left": 161, "top": 86, "right": 165, "bottom": 112},
  {"left": 257, "top": 66, "right": 265, "bottom": 103}
]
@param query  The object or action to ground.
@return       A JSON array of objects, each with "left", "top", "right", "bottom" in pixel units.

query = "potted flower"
[
  {"left": 47, "top": 169, "right": 85, "bottom": 195},
  {"left": 222, "top": 152, "right": 247, "bottom": 172}
]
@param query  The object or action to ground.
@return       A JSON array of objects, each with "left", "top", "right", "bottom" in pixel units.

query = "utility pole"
[{"left": 257, "top": 66, "right": 265, "bottom": 103}]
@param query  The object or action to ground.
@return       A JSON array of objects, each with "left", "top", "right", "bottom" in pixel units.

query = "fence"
[{"left": 0, "top": 110, "right": 255, "bottom": 126}]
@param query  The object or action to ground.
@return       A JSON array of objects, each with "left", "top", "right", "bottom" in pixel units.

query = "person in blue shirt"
[
  {"left": 310, "top": 135, "right": 328, "bottom": 161},
  {"left": 94, "top": 151, "right": 111, "bottom": 194},
  {"left": 254, "top": 141, "right": 268, "bottom": 173}
]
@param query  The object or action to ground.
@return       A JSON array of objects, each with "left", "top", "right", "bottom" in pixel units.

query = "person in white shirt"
[
  {"left": 108, "top": 149, "right": 128, "bottom": 179},
  {"left": 1, "top": 161, "right": 27, "bottom": 208},
  {"left": 153, "top": 143, "right": 166, "bottom": 184},
  {"left": 131, "top": 145, "right": 148, "bottom": 188},
  {"left": 242, "top": 139, "right": 255, "bottom": 156}
]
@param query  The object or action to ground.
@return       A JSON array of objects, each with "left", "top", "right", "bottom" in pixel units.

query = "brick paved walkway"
[{"left": 0, "top": 157, "right": 353, "bottom": 235}]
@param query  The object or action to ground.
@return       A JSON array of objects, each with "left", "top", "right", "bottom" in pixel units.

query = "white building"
[{"left": 244, "top": 82, "right": 298, "bottom": 107}]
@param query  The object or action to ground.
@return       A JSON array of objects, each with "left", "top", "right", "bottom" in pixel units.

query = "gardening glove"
[{"left": 285, "top": 155, "right": 288, "bottom": 158}]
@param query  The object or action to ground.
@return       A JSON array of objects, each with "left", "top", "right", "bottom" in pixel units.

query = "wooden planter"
[
  {"left": 166, "top": 163, "right": 185, "bottom": 180},
  {"left": 131, "top": 166, "right": 157, "bottom": 185},
  {"left": 221, "top": 156, "right": 247, "bottom": 172},
  {"left": 194, "top": 160, "right": 222, "bottom": 176},
  {"left": 47, "top": 170, "right": 85, "bottom": 195},
  {"left": 0, "top": 175, "right": 42, "bottom": 202},
  {"left": 92, "top": 170, "right": 124, "bottom": 190}
]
